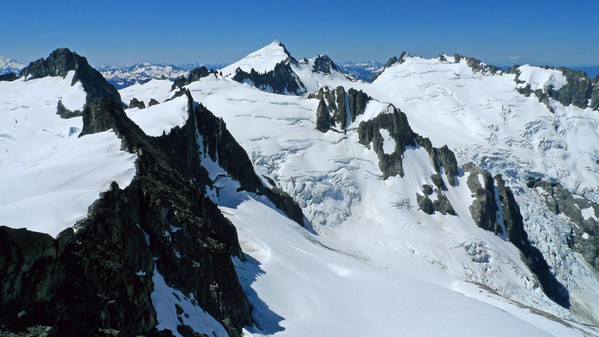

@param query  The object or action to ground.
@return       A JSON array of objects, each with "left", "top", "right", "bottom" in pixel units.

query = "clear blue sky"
[{"left": 2, "top": 0, "right": 598, "bottom": 67}]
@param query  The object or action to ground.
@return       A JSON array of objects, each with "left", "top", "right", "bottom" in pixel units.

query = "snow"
[
  {"left": 126, "top": 95, "right": 188, "bottom": 136},
  {"left": 226, "top": 195, "right": 595, "bottom": 337},
  {"left": 0, "top": 72, "right": 137, "bottom": 237},
  {"left": 152, "top": 265, "right": 228, "bottom": 337},
  {"left": 581, "top": 207, "right": 597, "bottom": 221},
  {"left": 119, "top": 78, "right": 174, "bottom": 106},
  {"left": 174, "top": 44, "right": 599, "bottom": 332},
  {"left": 379, "top": 128, "right": 395, "bottom": 154},
  {"left": 220, "top": 41, "right": 290, "bottom": 77},
  {"left": 517, "top": 65, "right": 568, "bottom": 91}
]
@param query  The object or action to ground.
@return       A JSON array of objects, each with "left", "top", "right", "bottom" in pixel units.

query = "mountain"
[
  {"left": 339, "top": 60, "right": 384, "bottom": 81},
  {"left": 2, "top": 43, "right": 599, "bottom": 337},
  {"left": 96, "top": 63, "right": 226, "bottom": 89},
  {"left": 0, "top": 56, "right": 24, "bottom": 75}
]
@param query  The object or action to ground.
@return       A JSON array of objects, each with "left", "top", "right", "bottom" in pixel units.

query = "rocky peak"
[
  {"left": 312, "top": 55, "right": 342, "bottom": 74},
  {"left": 171, "top": 66, "right": 218, "bottom": 90},
  {"left": 232, "top": 61, "right": 306, "bottom": 95},
  {"left": 19, "top": 48, "right": 122, "bottom": 106}
]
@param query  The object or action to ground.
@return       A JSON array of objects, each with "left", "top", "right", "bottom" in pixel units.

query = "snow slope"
[
  {"left": 0, "top": 72, "right": 137, "bottom": 237},
  {"left": 220, "top": 41, "right": 291, "bottom": 77}
]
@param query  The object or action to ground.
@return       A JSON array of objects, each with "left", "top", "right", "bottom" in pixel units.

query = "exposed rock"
[
  {"left": 463, "top": 163, "right": 503, "bottom": 236},
  {"left": 495, "top": 175, "right": 570, "bottom": 308},
  {"left": 358, "top": 106, "right": 416, "bottom": 177},
  {"left": 422, "top": 184, "right": 433, "bottom": 196},
  {"left": 417, "top": 194, "right": 435, "bottom": 215},
  {"left": 148, "top": 99, "right": 160, "bottom": 107},
  {"left": 158, "top": 90, "right": 306, "bottom": 226},
  {"left": 591, "top": 77, "right": 599, "bottom": 111},
  {"left": 0, "top": 93, "right": 265, "bottom": 336},
  {"left": 315, "top": 99, "right": 332, "bottom": 132},
  {"left": 18, "top": 48, "right": 121, "bottom": 106},
  {"left": 311, "top": 86, "right": 371, "bottom": 131},
  {"left": 527, "top": 178, "right": 599, "bottom": 269},
  {"left": 334, "top": 86, "right": 348, "bottom": 128},
  {"left": 0, "top": 72, "right": 17, "bottom": 81},
  {"left": 232, "top": 61, "right": 305, "bottom": 95},
  {"left": 347, "top": 88, "right": 370, "bottom": 122},
  {"left": 434, "top": 145, "right": 459, "bottom": 186},
  {"left": 56, "top": 100, "right": 81, "bottom": 119},
  {"left": 312, "top": 55, "right": 342, "bottom": 75},
  {"left": 453, "top": 54, "right": 501, "bottom": 74},
  {"left": 171, "top": 66, "right": 217, "bottom": 90},
  {"left": 129, "top": 97, "right": 146, "bottom": 110}
]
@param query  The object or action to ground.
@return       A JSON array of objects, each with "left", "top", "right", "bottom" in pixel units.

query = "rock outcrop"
[
  {"left": 172, "top": 66, "right": 217, "bottom": 90},
  {"left": 232, "top": 61, "right": 306, "bottom": 95},
  {"left": 309, "top": 86, "right": 371, "bottom": 131},
  {"left": 129, "top": 97, "right": 146, "bottom": 109},
  {"left": 527, "top": 178, "right": 599, "bottom": 270},
  {"left": 312, "top": 55, "right": 343, "bottom": 75},
  {"left": 461, "top": 164, "right": 570, "bottom": 308}
]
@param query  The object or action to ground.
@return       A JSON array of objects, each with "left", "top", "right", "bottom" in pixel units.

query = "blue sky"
[{"left": 2, "top": 0, "right": 598, "bottom": 67}]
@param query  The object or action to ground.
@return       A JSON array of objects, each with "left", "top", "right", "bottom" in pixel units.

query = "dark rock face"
[
  {"left": 494, "top": 176, "right": 570, "bottom": 308},
  {"left": 56, "top": 100, "right": 81, "bottom": 119},
  {"left": 463, "top": 163, "right": 504, "bottom": 237},
  {"left": 158, "top": 90, "right": 305, "bottom": 226},
  {"left": 232, "top": 61, "right": 306, "bottom": 95},
  {"left": 315, "top": 99, "right": 332, "bottom": 132},
  {"left": 0, "top": 72, "right": 17, "bottom": 81},
  {"left": 172, "top": 66, "right": 217, "bottom": 90},
  {"left": 591, "top": 77, "right": 599, "bottom": 111},
  {"left": 148, "top": 99, "right": 160, "bottom": 107},
  {"left": 312, "top": 55, "right": 342, "bottom": 75},
  {"left": 527, "top": 178, "right": 599, "bottom": 270},
  {"left": 452, "top": 54, "right": 501, "bottom": 74},
  {"left": 461, "top": 164, "right": 570, "bottom": 308},
  {"left": 358, "top": 106, "right": 416, "bottom": 178},
  {"left": 129, "top": 97, "right": 146, "bottom": 109},
  {"left": 417, "top": 194, "right": 435, "bottom": 215},
  {"left": 433, "top": 145, "right": 458, "bottom": 187},
  {"left": 0, "top": 95, "right": 259, "bottom": 336},
  {"left": 309, "top": 86, "right": 371, "bottom": 131},
  {"left": 18, "top": 48, "right": 121, "bottom": 106}
]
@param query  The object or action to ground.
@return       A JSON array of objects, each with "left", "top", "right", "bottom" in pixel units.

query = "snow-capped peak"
[
  {"left": 220, "top": 40, "right": 293, "bottom": 77},
  {"left": 0, "top": 56, "right": 25, "bottom": 74}
]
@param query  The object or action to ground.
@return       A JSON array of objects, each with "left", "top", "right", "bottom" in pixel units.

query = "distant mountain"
[
  {"left": 0, "top": 56, "right": 24, "bottom": 75},
  {"left": 339, "top": 60, "right": 384, "bottom": 81},
  {"left": 96, "top": 62, "right": 226, "bottom": 89}
]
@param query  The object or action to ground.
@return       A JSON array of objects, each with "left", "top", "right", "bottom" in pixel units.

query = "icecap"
[
  {"left": 0, "top": 72, "right": 137, "bottom": 237},
  {"left": 220, "top": 41, "right": 291, "bottom": 77},
  {"left": 125, "top": 95, "right": 189, "bottom": 137}
]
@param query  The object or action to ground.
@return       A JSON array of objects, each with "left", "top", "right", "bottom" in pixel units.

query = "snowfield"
[{"left": 0, "top": 72, "right": 137, "bottom": 237}]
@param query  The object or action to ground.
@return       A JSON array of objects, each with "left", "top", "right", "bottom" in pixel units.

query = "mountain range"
[{"left": 1, "top": 41, "right": 599, "bottom": 336}]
